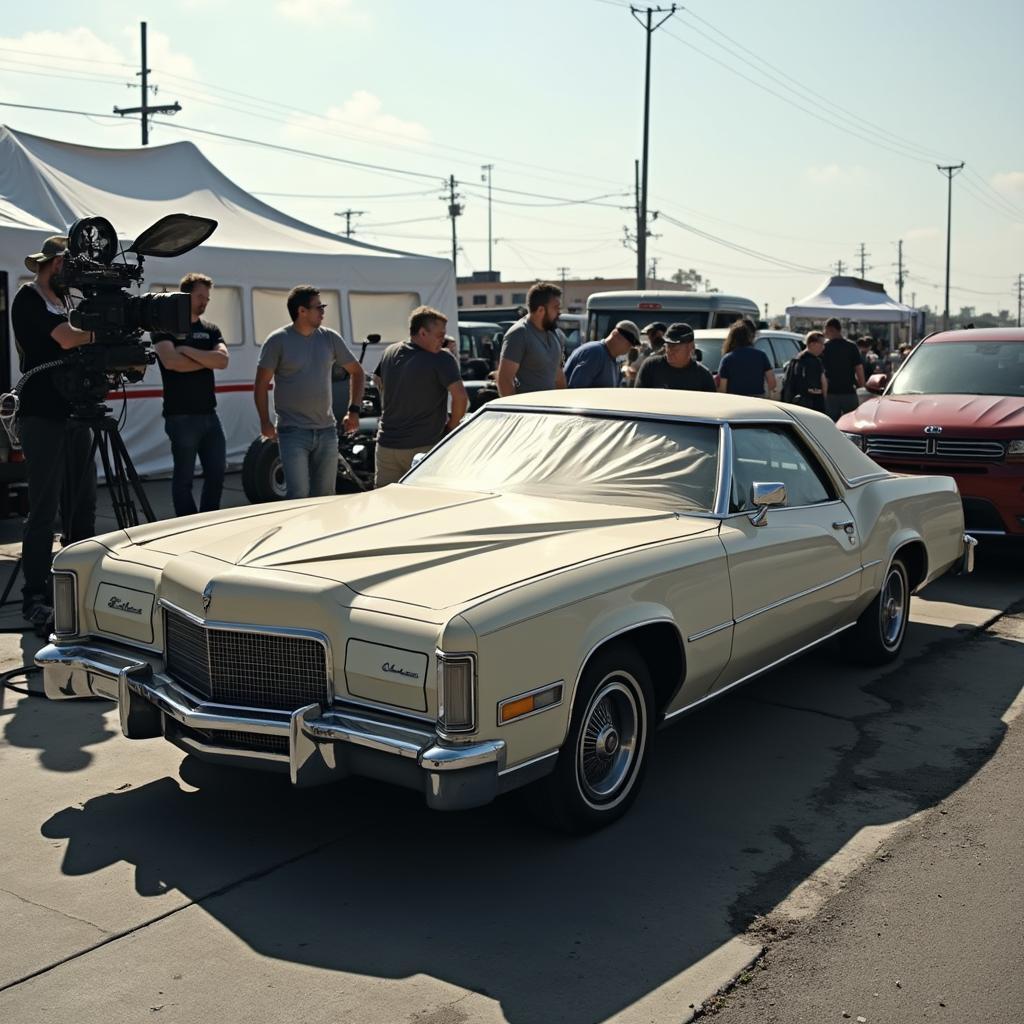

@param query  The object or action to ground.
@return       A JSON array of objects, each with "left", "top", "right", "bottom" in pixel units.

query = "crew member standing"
[
  {"left": 10, "top": 235, "right": 96, "bottom": 628},
  {"left": 496, "top": 282, "right": 567, "bottom": 395},
  {"left": 636, "top": 323, "right": 716, "bottom": 391},
  {"left": 254, "top": 285, "right": 365, "bottom": 499},
  {"left": 152, "top": 273, "right": 229, "bottom": 516},
  {"left": 373, "top": 307, "right": 468, "bottom": 487},
  {"left": 781, "top": 331, "right": 828, "bottom": 413},
  {"left": 563, "top": 321, "right": 640, "bottom": 388},
  {"left": 821, "top": 316, "right": 865, "bottom": 421}
]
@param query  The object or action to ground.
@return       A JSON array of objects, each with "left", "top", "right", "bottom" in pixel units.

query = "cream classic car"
[{"left": 37, "top": 391, "right": 975, "bottom": 833}]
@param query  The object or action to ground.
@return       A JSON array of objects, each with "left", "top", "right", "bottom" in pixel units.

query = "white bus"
[{"left": 586, "top": 290, "right": 761, "bottom": 341}]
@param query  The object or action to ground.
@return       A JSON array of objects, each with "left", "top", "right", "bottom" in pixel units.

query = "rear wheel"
[
  {"left": 528, "top": 644, "right": 654, "bottom": 834},
  {"left": 241, "top": 438, "right": 287, "bottom": 503},
  {"left": 841, "top": 557, "right": 910, "bottom": 665}
]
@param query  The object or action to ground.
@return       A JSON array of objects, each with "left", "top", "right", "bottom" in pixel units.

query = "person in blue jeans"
[
  {"left": 152, "top": 273, "right": 230, "bottom": 516},
  {"left": 717, "top": 320, "right": 776, "bottom": 398},
  {"left": 254, "top": 285, "right": 365, "bottom": 499}
]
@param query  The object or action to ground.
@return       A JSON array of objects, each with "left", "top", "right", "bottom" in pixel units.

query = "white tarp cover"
[
  {"left": 407, "top": 409, "right": 721, "bottom": 512},
  {"left": 786, "top": 276, "right": 915, "bottom": 324},
  {"left": 0, "top": 126, "right": 456, "bottom": 475}
]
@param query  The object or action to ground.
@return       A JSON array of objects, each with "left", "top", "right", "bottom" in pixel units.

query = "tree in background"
[{"left": 671, "top": 267, "right": 704, "bottom": 290}]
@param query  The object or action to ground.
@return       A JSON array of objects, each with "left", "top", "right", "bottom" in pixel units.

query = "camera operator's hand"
[
  {"left": 342, "top": 410, "right": 359, "bottom": 434},
  {"left": 260, "top": 421, "right": 278, "bottom": 441}
]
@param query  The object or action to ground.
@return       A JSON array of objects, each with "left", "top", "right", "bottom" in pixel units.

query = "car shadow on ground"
[{"left": 35, "top": 614, "right": 1024, "bottom": 1023}]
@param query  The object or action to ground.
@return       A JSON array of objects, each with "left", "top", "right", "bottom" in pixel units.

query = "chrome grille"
[
  {"left": 866, "top": 437, "right": 928, "bottom": 456},
  {"left": 164, "top": 609, "right": 329, "bottom": 712},
  {"left": 866, "top": 436, "right": 1006, "bottom": 462},
  {"left": 935, "top": 439, "right": 1005, "bottom": 460}
]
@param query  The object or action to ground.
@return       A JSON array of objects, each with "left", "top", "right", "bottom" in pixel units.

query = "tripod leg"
[
  {"left": 108, "top": 426, "right": 156, "bottom": 523},
  {"left": 93, "top": 429, "right": 126, "bottom": 526}
]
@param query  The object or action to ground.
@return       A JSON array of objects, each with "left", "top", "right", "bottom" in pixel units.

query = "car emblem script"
[
  {"left": 202, "top": 583, "right": 214, "bottom": 613},
  {"left": 924, "top": 425, "right": 943, "bottom": 435}
]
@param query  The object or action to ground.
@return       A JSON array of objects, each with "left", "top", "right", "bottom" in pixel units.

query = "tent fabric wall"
[
  {"left": 0, "top": 126, "right": 457, "bottom": 476},
  {"left": 786, "top": 276, "right": 915, "bottom": 324}
]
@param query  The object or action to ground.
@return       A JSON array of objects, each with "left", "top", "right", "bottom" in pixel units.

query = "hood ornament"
[
  {"left": 202, "top": 582, "right": 214, "bottom": 613},
  {"left": 924, "top": 425, "right": 943, "bottom": 435}
]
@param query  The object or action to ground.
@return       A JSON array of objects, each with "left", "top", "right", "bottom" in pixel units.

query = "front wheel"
[
  {"left": 841, "top": 557, "right": 910, "bottom": 665},
  {"left": 528, "top": 644, "right": 654, "bottom": 834}
]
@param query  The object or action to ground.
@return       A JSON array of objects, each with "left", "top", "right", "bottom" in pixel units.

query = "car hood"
[
  {"left": 127, "top": 485, "right": 716, "bottom": 610},
  {"left": 842, "top": 393, "right": 1024, "bottom": 433}
]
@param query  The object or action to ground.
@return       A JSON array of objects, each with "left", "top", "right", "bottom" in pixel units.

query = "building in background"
[{"left": 456, "top": 271, "right": 694, "bottom": 314}]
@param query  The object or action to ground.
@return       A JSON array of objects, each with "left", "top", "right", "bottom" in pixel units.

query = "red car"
[{"left": 837, "top": 328, "right": 1024, "bottom": 538}]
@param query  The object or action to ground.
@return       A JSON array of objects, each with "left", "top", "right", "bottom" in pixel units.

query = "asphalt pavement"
[{"left": 0, "top": 480, "right": 1021, "bottom": 1024}]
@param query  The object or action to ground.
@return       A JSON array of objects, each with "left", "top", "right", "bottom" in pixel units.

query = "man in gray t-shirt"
[
  {"left": 496, "top": 281, "right": 567, "bottom": 395},
  {"left": 373, "top": 306, "right": 469, "bottom": 488},
  {"left": 254, "top": 285, "right": 365, "bottom": 499}
]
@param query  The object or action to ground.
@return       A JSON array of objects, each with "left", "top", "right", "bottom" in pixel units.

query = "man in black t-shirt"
[
  {"left": 782, "top": 331, "right": 828, "bottom": 413},
  {"left": 635, "top": 322, "right": 716, "bottom": 392},
  {"left": 820, "top": 316, "right": 865, "bottom": 421},
  {"left": 10, "top": 235, "right": 97, "bottom": 627},
  {"left": 152, "top": 273, "right": 230, "bottom": 515}
]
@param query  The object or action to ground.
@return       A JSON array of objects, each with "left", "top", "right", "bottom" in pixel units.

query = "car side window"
[
  {"left": 755, "top": 337, "right": 778, "bottom": 367},
  {"left": 772, "top": 338, "right": 800, "bottom": 365},
  {"left": 730, "top": 426, "right": 836, "bottom": 512}
]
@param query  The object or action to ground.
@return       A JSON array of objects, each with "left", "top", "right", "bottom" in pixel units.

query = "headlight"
[
  {"left": 842, "top": 432, "right": 865, "bottom": 449},
  {"left": 52, "top": 571, "right": 79, "bottom": 638},
  {"left": 1007, "top": 439, "right": 1024, "bottom": 460},
  {"left": 437, "top": 652, "right": 476, "bottom": 734}
]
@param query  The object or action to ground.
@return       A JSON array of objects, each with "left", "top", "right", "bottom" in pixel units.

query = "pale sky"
[{"left": 1, "top": 0, "right": 1022, "bottom": 317}]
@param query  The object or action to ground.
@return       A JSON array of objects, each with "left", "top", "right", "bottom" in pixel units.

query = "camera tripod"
[{"left": 67, "top": 403, "right": 155, "bottom": 530}]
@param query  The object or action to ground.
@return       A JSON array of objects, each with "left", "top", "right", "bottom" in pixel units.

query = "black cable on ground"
[{"left": 1, "top": 664, "right": 42, "bottom": 697}]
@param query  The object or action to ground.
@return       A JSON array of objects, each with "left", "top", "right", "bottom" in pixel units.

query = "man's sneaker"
[{"left": 24, "top": 600, "right": 54, "bottom": 634}]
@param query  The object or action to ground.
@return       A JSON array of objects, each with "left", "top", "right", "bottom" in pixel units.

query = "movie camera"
[{"left": 52, "top": 213, "right": 218, "bottom": 407}]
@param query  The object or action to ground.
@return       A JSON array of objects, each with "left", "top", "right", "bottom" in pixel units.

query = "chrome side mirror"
[{"left": 749, "top": 481, "right": 786, "bottom": 527}]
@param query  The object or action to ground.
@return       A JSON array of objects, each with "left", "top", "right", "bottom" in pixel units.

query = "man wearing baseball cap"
[
  {"left": 11, "top": 235, "right": 97, "bottom": 629},
  {"left": 562, "top": 320, "right": 640, "bottom": 388},
  {"left": 636, "top": 322, "right": 715, "bottom": 392}
]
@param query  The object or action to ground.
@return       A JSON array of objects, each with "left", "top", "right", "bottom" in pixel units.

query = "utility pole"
[
  {"left": 894, "top": 239, "right": 907, "bottom": 303},
  {"left": 334, "top": 209, "right": 365, "bottom": 238},
  {"left": 1016, "top": 273, "right": 1023, "bottom": 327},
  {"left": 631, "top": 5, "right": 677, "bottom": 290},
  {"left": 833, "top": 259, "right": 846, "bottom": 275},
  {"left": 445, "top": 175, "right": 464, "bottom": 278},
  {"left": 633, "top": 159, "right": 642, "bottom": 285},
  {"left": 113, "top": 22, "right": 181, "bottom": 145},
  {"left": 649, "top": 256, "right": 658, "bottom": 281},
  {"left": 937, "top": 162, "right": 965, "bottom": 331},
  {"left": 480, "top": 164, "right": 494, "bottom": 274},
  {"left": 855, "top": 242, "right": 871, "bottom": 279},
  {"left": 557, "top": 267, "right": 570, "bottom": 288}
]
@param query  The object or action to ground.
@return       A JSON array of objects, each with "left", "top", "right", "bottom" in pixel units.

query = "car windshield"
[
  {"left": 890, "top": 340, "right": 1024, "bottom": 397},
  {"left": 404, "top": 409, "right": 720, "bottom": 512}
]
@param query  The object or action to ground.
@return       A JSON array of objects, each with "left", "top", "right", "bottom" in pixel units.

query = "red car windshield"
[{"left": 890, "top": 340, "right": 1024, "bottom": 397}]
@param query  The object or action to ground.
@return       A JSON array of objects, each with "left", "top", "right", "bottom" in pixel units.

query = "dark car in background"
[{"left": 837, "top": 328, "right": 1024, "bottom": 538}]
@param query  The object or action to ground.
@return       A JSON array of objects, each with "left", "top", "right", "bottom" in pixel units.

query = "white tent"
[
  {"left": 0, "top": 126, "right": 456, "bottom": 474},
  {"left": 786, "top": 276, "right": 915, "bottom": 324}
]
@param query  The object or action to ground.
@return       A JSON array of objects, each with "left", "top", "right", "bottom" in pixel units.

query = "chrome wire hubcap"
[
  {"left": 578, "top": 679, "right": 640, "bottom": 803},
  {"left": 880, "top": 568, "right": 906, "bottom": 648}
]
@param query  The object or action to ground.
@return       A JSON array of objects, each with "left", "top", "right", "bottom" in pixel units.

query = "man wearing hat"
[
  {"left": 623, "top": 321, "right": 666, "bottom": 385},
  {"left": 11, "top": 235, "right": 97, "bottom": 628},
  {"left": 562, "top": 320, "right": 640, "bottom": 388},
  {"left": 635, "top": 322, "right": 716, "bottom": 392}
]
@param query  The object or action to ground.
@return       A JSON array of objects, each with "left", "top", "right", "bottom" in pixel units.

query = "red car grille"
[{"left": 866, "top": 436, "right": 1006, "bottom": 462}]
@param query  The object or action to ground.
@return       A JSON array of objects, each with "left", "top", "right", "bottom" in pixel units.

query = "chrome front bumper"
[{"left": 36, "top": 640, "right": 506, "bottom": 811}]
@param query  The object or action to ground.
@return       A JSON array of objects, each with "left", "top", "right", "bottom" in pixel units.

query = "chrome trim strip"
[
  {"left": 715, "top": 423, "right": 733, "bottom": 517},
  {"left": 158, "top": 598, "right": 334, "bottom": 680},
  {"left": 498, "top": 749, "right": 559, "bottom": 777},
  {"left": 480, "top": 405, "right": 739, "bottom": 427},
  {"left": 733, "top": 566, "right": 862, "bottom": 623},
  {"left": 171, "top": 730, "right": 289, "bottom": 765},
  {"left": 496, "top": 680, "right": 564, "bottom": 727},
  {"left": 664, "top": 622, "right": 856, "bottom": 720},
  {"left": 963, "top": 529, "right": 1005, "bottom": 536},
  {"left": 686, "top": 620, "right": 733, "bottom": 643},
  {"left": 861, "top": 559, "right": 883, "bottom": 570}
]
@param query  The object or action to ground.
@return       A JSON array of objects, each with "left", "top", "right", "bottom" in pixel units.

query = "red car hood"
[{"left": 840, "top": 394, "right": 1024, "bottom": 434}]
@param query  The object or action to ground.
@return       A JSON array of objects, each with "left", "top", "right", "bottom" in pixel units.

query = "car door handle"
[{"left": 832, "top": 520, "right": 855, "bottom": 533}]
